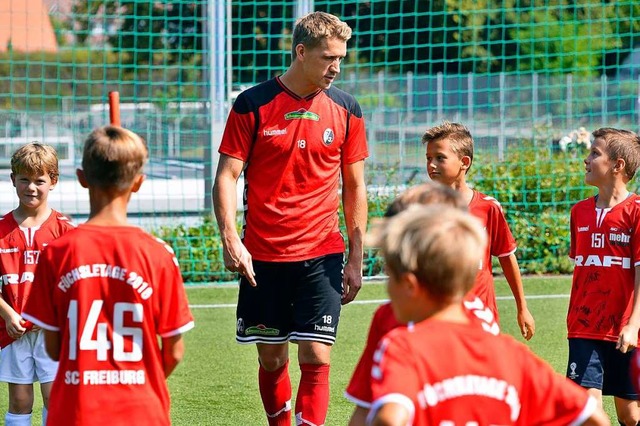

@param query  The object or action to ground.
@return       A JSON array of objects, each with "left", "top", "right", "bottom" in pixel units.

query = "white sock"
[
  {"left": 42, "top": 407, "right": 48, "bottom": 426},
  {"left": 5, "top": 412, "right": 32, "bottom": 426}
]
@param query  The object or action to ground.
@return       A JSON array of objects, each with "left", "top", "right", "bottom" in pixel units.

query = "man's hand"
[
  {"left": 222, "top": 238, "right": 256, "bottom": 287},
  {"left": 617, "top": 324, "right": 639, "bottom": 353},
  {"left": 341, "top": 259, "right": 362, "bottom": 305},
  {"left": 517, "top": 307, "right": 536, "bottom": 341}
]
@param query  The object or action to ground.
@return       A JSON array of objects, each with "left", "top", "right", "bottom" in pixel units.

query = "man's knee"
[
  {"left": 257, "top": 344, "right": 289, "bottom": 371},
  {"left": 297, "top": 341, "right": 332, "bottom": 365}
]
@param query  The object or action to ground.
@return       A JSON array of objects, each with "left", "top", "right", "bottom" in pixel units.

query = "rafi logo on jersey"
[
  {"left": 574, "top": 254, "right": 631, "bottom": 269},
  {"left": 0, "top": 247, "right": 19, "bottom": 254},
  {"left": 263, "top": 128, "right": 287, "bottom": 137},
  {"left": 284, "top": 109, "right": 319, "bottom": 121},
  {"left": 1, "top": 272, "right": 34, "bottom": 285},
  {"left": 578, "top": 226, "right": 590, "bottom": 232},
  {"left": 322, "top": 128, "right": 335, "bottom": 146}
]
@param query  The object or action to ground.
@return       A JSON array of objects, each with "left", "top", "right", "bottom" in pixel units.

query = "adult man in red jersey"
[{"left": 213, "top": 11, "right": 368, "bottom": 426}]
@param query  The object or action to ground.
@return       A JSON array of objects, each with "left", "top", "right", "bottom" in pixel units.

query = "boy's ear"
[
  {"left": 10, "top": 173, "right": 15, "bottom": 187},
  {"left": 460, "top": 155, "right": 472, "bottom": 170},
  {"left": 613, "top": 158, "right": 626, "bottom": 174},
  {"left": 131, "top": 174, "right": 145, "bottom": 193},
  {"left": 403, "top": 272, "right": 423, "bottom": 298},
  {"left": 76, "top": 168, "right": 89, "bottom": 188}
]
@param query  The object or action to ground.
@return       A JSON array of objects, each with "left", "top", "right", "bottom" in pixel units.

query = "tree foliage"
[{"left": 68, "top": 1, "right": 640, "bottom": 79}]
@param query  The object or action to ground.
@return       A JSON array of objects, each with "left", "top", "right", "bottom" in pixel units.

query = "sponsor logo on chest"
[{"left": 284, "top": 108, "right": 319, "bottom": 121}]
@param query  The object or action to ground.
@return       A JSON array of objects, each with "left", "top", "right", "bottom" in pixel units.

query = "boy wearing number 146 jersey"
[{"left": 23, "top": 126, "right": 195, "bottom": 426}]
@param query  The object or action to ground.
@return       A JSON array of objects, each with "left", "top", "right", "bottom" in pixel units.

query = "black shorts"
[
  {"left": 235, "top": 253, "right": 344, "bottom": 345},
  {"left": 567, "top": 338, "right": 638, "bottom": 399}
]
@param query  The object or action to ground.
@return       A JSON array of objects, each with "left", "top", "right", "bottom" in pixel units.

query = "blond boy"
[
  {"left": 0, "top": 143, "right": 75, "bottom": 425},
  {"left": 365, "top": 206, "right": 607, "bottom": 425}
]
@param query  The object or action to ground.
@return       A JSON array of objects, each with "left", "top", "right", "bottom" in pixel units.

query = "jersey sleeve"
[
  {"left": 569, "top": 206, "right": 577, "bottom": 261},
  {"left": 218, "top": 94, "right": 257, "bottom": 162},
  {"left": 22, "top": 249, "right": 59, "bottom": 331},
  {"left": 154, "top": 242, "right": 194, "bottom": 337},
  {"left": 518, "top": 344, "right": 594, "bottom": 425},
  {"left": 345, "top": 306, "right": 390, "bottom": 407},
  {"left": 487, "top": 201, "right": 517, "bottom": 258},
  {"left": 631, "top": 200, "right": 640, "bottom": 266},
  {"left": 342, "top": 100, "right": 368, "bottom": 164},
  {"left": 369, "top": 332, "right": 419, "bottom": 424}
]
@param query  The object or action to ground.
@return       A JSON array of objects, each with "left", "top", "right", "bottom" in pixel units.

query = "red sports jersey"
[
  {"left": 345, "top": 297, "right": 499, "bottom": 408},
  {"left": 370, "top": 319, "right": 595, "bottom": 426},
  {"left": 464, "top": 191, "right": 517, "bottom": 323},
  {"left": 22, "top": 224, "right": 195, "bottom": 426},
  {"left": 0, "top": 210, "right": 74, "bottom": 348},
  {"left": 568, "top": 194, "right": 640, "bottom": 341},
  {"left": 219, "top": 77, "right": 369, "bottom": 262}
]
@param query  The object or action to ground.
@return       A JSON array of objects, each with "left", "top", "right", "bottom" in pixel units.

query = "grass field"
[{"left": 0, "top": 275, "right": 620, "bottom": 424}]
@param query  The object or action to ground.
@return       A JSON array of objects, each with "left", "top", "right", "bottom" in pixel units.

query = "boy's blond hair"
[
  {"left": 374, "top": 205, "right": 486, "bottom": 301},
  {"left": 291, "top": 11, "right": 352, "bottom": 60},
  {"left": 592, "top": 127, "right": 640, "bottom": 181},
  {"left": 10, "top": 143, "right": 59, "bottom": 184},
  {"left": 82, "top": 126, "right": 148, "bottom": 191},
  {"left": 384, "top": 182, "right": 465, "bottom": 217},
  {"left": 421, "top": 121, "right": 474, "bottom": 171}
]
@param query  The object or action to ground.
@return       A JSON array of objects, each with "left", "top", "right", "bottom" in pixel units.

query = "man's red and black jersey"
[{"left": 219, "top": 77, "right": 368, "bottom": 261}]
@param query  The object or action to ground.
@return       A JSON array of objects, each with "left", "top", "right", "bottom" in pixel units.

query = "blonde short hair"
[
  {"left": 592, "top": 127, "right": 640, "bottom": 181},
  {"left": 384, "top": 182, "right": 466, "bottom": 217},
  {"left": 422, "top": 121, "right": 474, "bottom": 171},
  {"left": 11, "top": 143, "right": 59, "bottom": 184},
  {"left": 291, "top": 11, "right": 352, "bottom": 60},
  {"left": 82, "top": 126, "right": 148, "bottom": 191},
  {"left": 373, "top": 206, "right": 486, "bottom": 300}
]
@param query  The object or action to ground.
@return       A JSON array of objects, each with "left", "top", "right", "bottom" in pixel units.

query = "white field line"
[{"left": 188, "top": 293, "right": 570, "bottom": 309}]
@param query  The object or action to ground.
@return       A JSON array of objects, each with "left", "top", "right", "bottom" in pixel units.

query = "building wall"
[{"left": 0, "top": 0, "right": 58, "bottom": 53}]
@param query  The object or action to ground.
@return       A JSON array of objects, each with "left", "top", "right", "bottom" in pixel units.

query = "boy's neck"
[
  {"left": 595, "top": 183, "right": 630, "bottom": 208},
  {"left": 85, "top": 189, "right": 133, "bottom": 227},
  {"left": 445, "top": 179, "right": 474, "bottom": 205},
  {"left": 12, "top": 205, "right": 52, "bottom": 227},
  {"left": 409, "top": 300, "right": 470, "bottom": 325}
]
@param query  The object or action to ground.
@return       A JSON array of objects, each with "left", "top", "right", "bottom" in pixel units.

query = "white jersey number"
[{"left": 67, "top": 300, "right": 143, "bottom": 362}]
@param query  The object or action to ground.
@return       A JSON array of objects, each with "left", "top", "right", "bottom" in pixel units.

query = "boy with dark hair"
[
  {"left": 23, "top": 126, "right": 194, "bottom": 425},
  {"left": 422, "top": 121, "right": 535, "bottom": 339}
]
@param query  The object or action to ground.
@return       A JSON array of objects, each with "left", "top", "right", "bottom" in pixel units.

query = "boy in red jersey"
[
  {"left": 345, "top": 182, "right": 500, "bottom": 425},
  {"left": 22, "top": 126, "right": 195, "bottom": 426},
  {"left": 422, "top": 121, "right": 535, "bottom": 338},
  {"left": 0, "top": 143, "right": 75, "bottom": 426},
  {"left": 363, "top": 206, "right": 608, "bottom": 426},
  {"left": 213, "top": 11, "right": 367, "bottom": 426},
  {"left": 567, "top": 127, "right": 640, "bottom": 425}
]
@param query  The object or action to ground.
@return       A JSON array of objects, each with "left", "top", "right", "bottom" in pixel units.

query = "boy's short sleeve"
[
  {"left": 369, "top": 332, "right": 419, "bottom": 423},
  {"left": 517, "top": 344, "right": 594, "bottom": 425},
  {"left": 345, "top": 304, "right": 401, "bottom": 407},
  {"left": 154, "top": 241, "right": 194, "bottom": 337},
  {"left": 22, "top": 250, "right": 59, "bottom": 331}
]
